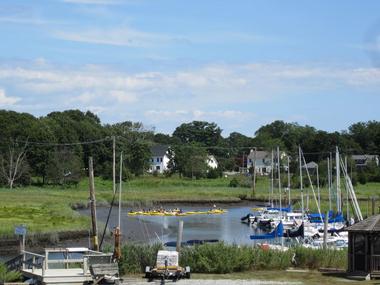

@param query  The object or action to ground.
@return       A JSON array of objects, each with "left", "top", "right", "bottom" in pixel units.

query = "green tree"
[
  {"left": 170, "top": 144, "right": 208, "bottom": 178},
  {"left": 173, "top": 121, "right": 222, "bottom": 147}
]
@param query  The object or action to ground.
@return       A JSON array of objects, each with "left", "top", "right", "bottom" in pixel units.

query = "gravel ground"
[{"left": 121, "top": 277, "right": 302, "bottom": 285}]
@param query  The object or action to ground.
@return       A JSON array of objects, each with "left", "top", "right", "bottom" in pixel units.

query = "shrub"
[
  {"left": 229, "top": 177, "right": 239, "bottom": 187},
  {"left": 119, "top": 243, "right": 162, "bottom": 274},
  {"left": 0, "top": 263, "right": 21, "bottom": 282},
  {"left": 358, "top": 171, "right": 367, "bottom": 185}
]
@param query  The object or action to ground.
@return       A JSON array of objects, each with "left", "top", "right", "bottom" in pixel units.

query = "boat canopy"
[{"left": 250, "top": 222, "right": 284, "bottom": 240}]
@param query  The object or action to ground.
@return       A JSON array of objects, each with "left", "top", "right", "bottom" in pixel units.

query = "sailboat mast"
[
  {"left": 287, "top": 156, "right": 291, "bottom": 205},
  {"left": 336, "top": 146, "right": 341, "bottom": 213},
  {"left": 316, "top": 163, "right": 320, "bottom": 209},
  {"left": 277, "top": 146, "right": 282, "bottom": 218},
  {"left": 271, "top": 149, "right": 274, "bottom": 207},
  {"left": 299, "top": 146, "right": 304, "bottom": 215},
  {"left": 327, "top": 156, "right": 332, "bottom": 211}
]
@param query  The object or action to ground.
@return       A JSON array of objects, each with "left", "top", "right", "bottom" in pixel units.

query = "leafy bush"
[
  {"left": 229, "top": 177, "right": 239, "bottom": 187},
  {"left": 119, "top": 243, "right": 162, "bottom": 274},
  {"left": 207, "top": 168, "right": 222, "bottom": 179},
  {"left": 0, "top": 263, "right": 21, "bottom": 282},
  {"left": 358, "top": 171, "right": 367, "bottom": 185}
]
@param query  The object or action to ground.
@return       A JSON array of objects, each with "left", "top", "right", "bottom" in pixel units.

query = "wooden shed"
[{"left": 347, "top": 214, "right": 380, "bottom": 279}]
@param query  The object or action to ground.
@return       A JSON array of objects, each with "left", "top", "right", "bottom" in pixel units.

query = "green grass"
[
  {"left": 193, "top": 271, "right": 375, "bottom": 284},
  {"left": 0, "top": 175, "right": 379, "bottom": 235}
]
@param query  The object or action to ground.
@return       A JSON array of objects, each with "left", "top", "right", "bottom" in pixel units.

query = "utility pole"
[
  {"left": 88, "top": 157, "right": 99, "bottom": 251},
  {"left": 113, "top": 152, "right": 123, "bottom": 261},
  {"left": 113, "top": 136, "right": 116, "bottom": 195}
]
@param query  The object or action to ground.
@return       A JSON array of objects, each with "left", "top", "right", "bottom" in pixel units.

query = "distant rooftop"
[{"left": 150, "top": 145, "right": 169, "bottom": 157}]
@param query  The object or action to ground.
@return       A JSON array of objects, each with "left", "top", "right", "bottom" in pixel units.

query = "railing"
[
  {"left": 4, "top": 254, "right": 23, "bottom": 271},
  {"left": 371, "top": 255, "right": 380, "bottom": 272},
  {"left": 22, "top": 251, "right": 46, "bottom": 275}
]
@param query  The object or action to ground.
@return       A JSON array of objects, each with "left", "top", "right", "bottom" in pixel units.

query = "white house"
[
  {"left": 246, "top": 149, "right": 288, "bottom": 175},
  {"left": 207, "top": 155, "right": 218, "bottom": 169},
  {"left": 149, "top": 145, "right": 171, "bottom": 173},
  {"left": 351, "top": 154, "right": 379, "bottom": 168}
]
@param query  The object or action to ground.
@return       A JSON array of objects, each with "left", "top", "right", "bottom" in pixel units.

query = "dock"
[{"left": 6, "top": 247, "right": 119, "bottom": 285}]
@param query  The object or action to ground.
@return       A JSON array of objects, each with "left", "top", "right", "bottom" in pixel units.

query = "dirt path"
[{"left": 121, "top": 277, "right": 302, "bottom": 285}]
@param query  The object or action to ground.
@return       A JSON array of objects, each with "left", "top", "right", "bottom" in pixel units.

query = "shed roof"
[
  {"left": 346, "top": 215, "right": 380, "bottom": 232},
  {"left": 302, "top": 161, "right": 318, "bottom": 169}
]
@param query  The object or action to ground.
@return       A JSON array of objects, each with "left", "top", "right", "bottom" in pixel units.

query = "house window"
[
  {"left": 156, "top": 158, "right": 160, "bottom": 162},
  {"left": 151, "top": 158, "right": 154, "bottom": 163},
  {"left": 156, "top": 166, "right": 160, "bottom": 170},
  {"left": 160, "top": 157, "right": 163, "bottom": 162}
]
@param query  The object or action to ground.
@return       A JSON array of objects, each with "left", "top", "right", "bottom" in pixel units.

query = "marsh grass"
[{"left": 118, "top": 243, "right": 347, "bottom": 274}]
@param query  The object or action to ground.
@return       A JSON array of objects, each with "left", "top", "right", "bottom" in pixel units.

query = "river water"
[{"left": 79, "top": 205, "right": 263, "bottom": 246}]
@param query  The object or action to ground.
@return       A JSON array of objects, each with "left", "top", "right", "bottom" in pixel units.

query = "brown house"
[{"left": 347, "top": 214, "right": 380, "bottom": 279}]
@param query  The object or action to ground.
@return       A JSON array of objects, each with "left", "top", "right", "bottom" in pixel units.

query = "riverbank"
[{"left": 0, "top": 176, "right": 379, "bottom": 237}]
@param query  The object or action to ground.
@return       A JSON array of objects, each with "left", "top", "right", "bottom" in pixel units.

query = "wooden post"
[
  {"left": 89, "top": 157, "right": 99, "bottom": 251},
  {"left": 176, "top": 220, "right": 184, "bottom": 253},
  {"left": 323, "top": 211, "right": 328, "bottom": 249},
  {"left": 372, "top": 197, "right": 375, "bottom": 216},
  {"left": 113, "top": 227, "right": 121, "bottom": 261},
  {"left": 367, "top": 196, "right": 370, "bottom": 218}
]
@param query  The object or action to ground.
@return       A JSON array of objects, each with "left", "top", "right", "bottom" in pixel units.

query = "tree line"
[{"left": 0, "top": 110, "right": 379, "bottom": 188}]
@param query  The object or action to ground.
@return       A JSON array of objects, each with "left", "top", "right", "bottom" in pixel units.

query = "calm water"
[{"left": 82, "top": 206, "right": 265, "bottom": 246}]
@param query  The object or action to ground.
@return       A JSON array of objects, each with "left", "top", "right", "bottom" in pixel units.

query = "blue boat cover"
[
  {"left": 250, "top": 221, "right": 284, "bottom": 240},
  {"left": 309, "top": 211, "right": 344, "bottom": 223}
]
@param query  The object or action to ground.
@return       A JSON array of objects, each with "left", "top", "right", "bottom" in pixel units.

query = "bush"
[
  {"left": 0, "top": 263, "right": 21, "bottom": 282},
  {"left": 358, "top": 171, "right": 367, "bottom": 185},
  {"left": 207, "top": 168, "right": 222, "bottom": 179},
  {"left": 119, "top": 243, "right": 162, "bottom": 274},
  {"left": 229, "top": 177, "right": 239, "bottom": 187}
]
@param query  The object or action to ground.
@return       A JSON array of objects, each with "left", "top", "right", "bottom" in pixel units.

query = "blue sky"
[{"left": 0, "top": 0, "right": 379, "bottom": 136}]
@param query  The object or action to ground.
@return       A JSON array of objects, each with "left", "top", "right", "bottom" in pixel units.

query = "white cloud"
[
  {"left": 54, "top": 26, "right": 182, "bottom": 48},
  {"left": 0, "top": 89, "right": 20, "bottom": 106},
  {"left": 109, "top": 90, "right": 137, "bottom": 103},
  {"left": 0, "top": 61, "right": 379, "bottom": 133}
]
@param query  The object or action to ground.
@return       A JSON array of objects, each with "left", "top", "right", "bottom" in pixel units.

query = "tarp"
[
  {"left": 309, "top": 211, "right": 345, "bottom": 223},
  {"left": 250, "top": 221, "right": 284, "bottom": 240}
]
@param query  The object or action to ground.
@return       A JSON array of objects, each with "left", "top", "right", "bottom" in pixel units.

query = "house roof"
[
  {"left": 351, "top": 154, "right": 379, "bottom": 160},
  {"left": 302, "top": 161, "right": 318, "bottom": 169},
  {"left": 150, "top": 145, "right": 169, "bottom": 157},
  {"left": 247, "top": 150, "right": 270, "bottom": 160},
  {"left": 346, "top": 215, "right": 380, "bottom": 232}
]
